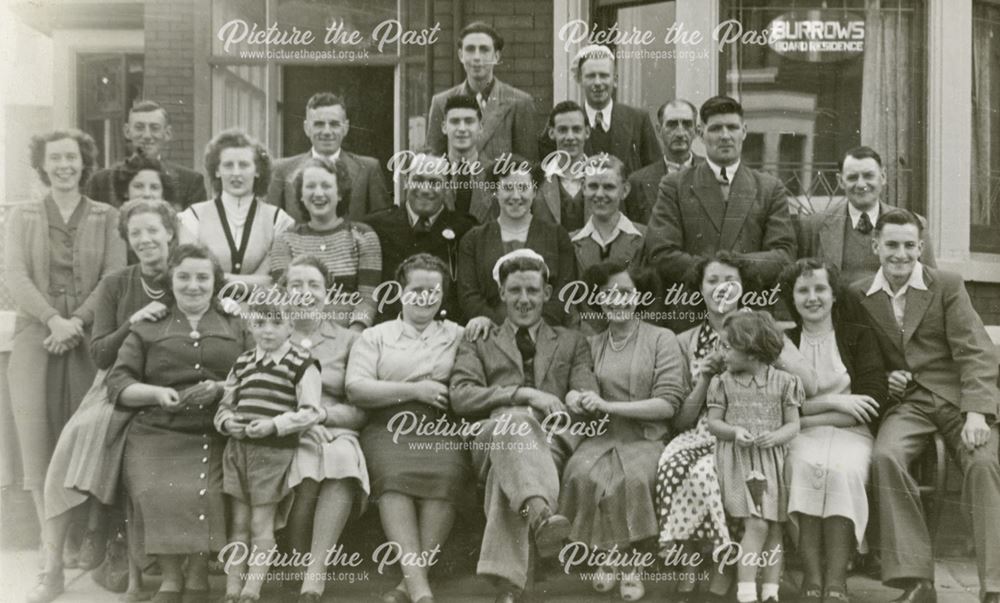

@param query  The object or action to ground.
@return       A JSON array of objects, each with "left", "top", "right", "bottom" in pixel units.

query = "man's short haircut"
[
  {"left": 583, "top": 154, "right": 627, "bottom": 186},
  {"left": 444, "top": 94, "right": 482, "bottom": 121},
  {"left": 839, "top": 145, "right": 883, "bottom": 171},
  {"left": 875, "top": 207, "right": 924, "bottom": 234},
  {"left": 574, "top": 44, "right": 615, "bottom": 77},
  {"left": 699, "top": 95, "right": 744, "bottom": 124},
  {"left": 458, "top": 21, "right": 503, "bottom": 52},
  {"left": 129, "top": 100, "right": 169, "bottom": 124},
  {"left": 305, "top": 92, "right": 346, "bottom": 113},
  {"left": 498, "top": 255, "right": 550, "bottom": 287},
  {"left": 547, "top": 100, "right": 587, "bottom": 128},
  {"left": 657, "top": 99, "right": 697, "bottom": 125}
]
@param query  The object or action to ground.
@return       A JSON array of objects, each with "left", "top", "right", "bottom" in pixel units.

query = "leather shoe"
[
  {"left": 528, "top": 506, "right": 571, "bottom": 558},
  {"left": 889, "top": 581, "right": 936, "bottom": 603},
  {"left": 381, "top": 588, "right": 411, "bottom": 603},
  {"left": 297, "top": 593, "right": 321, "bottom": 603},
  {"left": 495, "top": 590, "right": 521, "bottom": 603}
]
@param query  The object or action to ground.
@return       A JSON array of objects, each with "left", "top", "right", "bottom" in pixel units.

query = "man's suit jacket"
[
  {"left": 445, "top": 163, "right": 497, "bottom": 224},
  {"left": 644, "top": 161, "right": 795, "bottom": 287},
  {"left": 449, "top": 320, "right": 599, "bottom": 422},
  {"left": 851, "top": 266, "right": 999, "bottom": 417},
  {"left": 585, "top": 103, "right": 661, "bottom": 177},
  {"left": 362, "top": 204, "right": 477, "bottom": 323},
  {"left": 533, "top": 178, "right": 589, "bottom": 227},
  {"left": 797, "top": 198, "right": 937, "bottom": 272},
  {"left": 87, "top": 159, "right": 207, "bottom": 210},
  {"left": 427, "top": 78, "right": 538, "bottom": 162},
  {"left": 265, "top": 150, "right": 391, "bottom": 223},
  {"left": 624, "top": 155, "right": 706, "bottom": 225}
]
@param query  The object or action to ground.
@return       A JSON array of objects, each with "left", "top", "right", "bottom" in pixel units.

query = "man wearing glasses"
[{"left": 625, "top": 98, "right": 703, "bottom": 224}]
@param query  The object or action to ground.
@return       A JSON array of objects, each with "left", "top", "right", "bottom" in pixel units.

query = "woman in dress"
[
  {"left": 457, "top": 156, "right": 576, "bottom": 332},
  {"left": 179, "top": 129, "right": 294, "bottom": 288},
  {"left": 780, "top": 258, "right": 887, "bottom": 603},
  {"left": 268, "top": 158, "right": 382, "bottom": 330},
  {"left": 346, "top": 253, "right": 472, "bottom": 603},
  {"left": 655, "top": 251, "right": 817, "bottom": 601},
  {"left": 30, "top": 194, "right": 179, "bottom": 603},
  {"left": 279, "top": 255, "right": 368, "bottom": 602},
  {"left": 560, "top": 260, "right": 687, "bottom": 602},
  {"left": 107, "top": 244, "right": 249, "bottom": 602},
  {"left": 6, "top": 129, "right": 126, "bottom": 529}
]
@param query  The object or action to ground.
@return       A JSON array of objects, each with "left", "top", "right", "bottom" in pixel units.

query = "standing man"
[
  {"left": 798, "top": 146, "right": 936, "bottom": 286},
  {"left": 87, "top": 100, "right": 206, "bottom": 209},
  {"left": 852, "top": 209, "right": 1000, "bottom": 603},
  {"left": 535, "top": 101, "right": 591, "bottom": 230},
  {"left": 574, "top": 45, "right": 660, "bottom": 178},
  {"left": 625, "top": 99, "right": 703, "bottom": 225},
  {"left": 267, "top": 92, "right": 390, "bottom": 222},
  {"left": 427, "top": 22, "right": 538, "bottom": 162},
  {"left": 364, "top": 152, "right": 476, "bottom": 323},
  {"left": 451, "top": 251, "right": 599, "bottom": 603},
  {"left": 441, "top": 95, "right": 495, "bottom": 223},
  {"left": 644, "top": 95, "right": 795, "bottom": 289}
]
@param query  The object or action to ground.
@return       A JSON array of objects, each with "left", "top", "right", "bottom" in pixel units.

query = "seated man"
[
  {"left": 571, "top": 154, "right": 645, "bottom": 275},
  {"left": 450, "top": 250, "right": 599, "bottom": 603},
  {"left": 850, "top": 209, "right": 1000, "bottom": 603}
]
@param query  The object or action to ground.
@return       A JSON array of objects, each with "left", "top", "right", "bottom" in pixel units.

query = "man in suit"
[
  {"left": 441, "top": 94, "right": 495, "bottom": 223},
  {"left": 451, "top": 251, "right": 599, "bottom": 603},
  {"left": 266, "top": 92, "right": 390, "bottom": 222},
  {"left": 574, "top": 45, "right": 660, "bottom": 177},
  {"left": 852, "top": 209, "right": 1000, "bottom": 603},
  {"left": 625, "top": 98, "right": 704, "bottom": 225},
  {"left": 427, "top": 22, "right": 537, "bottom": 162},
  {"left": 364, "top": 152, "right": 476, "bottom": 323},
  {"left": 87, "top": 100, "right": 206, "bottom": 209},
  {"left": 644, "top": 95, "right": 795, "bottom": 289},
  {"left": 798, "top": 146, "right": 936, "bottom": 286},
  {"left": 534, "top": 101, "right": 591, "bottom": 230}
]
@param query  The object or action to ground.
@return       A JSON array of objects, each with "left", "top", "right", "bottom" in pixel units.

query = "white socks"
[
  {"left": 762, "top": 582, "right": 780, "bottom": 601},
  {"left": 736, "top": 581, "right": 779, "bottom": 602}
]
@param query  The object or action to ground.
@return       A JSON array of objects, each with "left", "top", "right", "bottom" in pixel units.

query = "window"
[
  {"left": 972, "top": 1, "right": 1000, "bottom": 253},
  {"left": 720, "top": 0, "right": 927, "bottom": 216}
]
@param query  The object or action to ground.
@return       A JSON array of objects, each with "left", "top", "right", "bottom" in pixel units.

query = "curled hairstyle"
[
  {"left": 498, "top": 255, "right": 550, "bottom": 287},
  {"left": 117, "top": 199, "right": 180, "bottom": 246},
  {"left": 395, "top": 253, "right": 451, "bottom": 299},
  {"left": 279, "top": 254, "right": 336, "bottom": 291},
  {"left": 203, "top": 129, "right": 271, "bottom": 198},
  {"left": 875, "top": 207, "right": 924, "bottom": 234},
  {"left": 458, "top": 21, "right": 503, "bottom": 52},
  {"left": 167, "top": 243, "right": 227, "bottom": 305},
  {"left": 583, "top": 259, "right": 660, "bottom": 317},
  {"left": 722, "top": 311, "right": 784, "bottom": 365},
  {"left": 683, "top": 250, "right": 750, "bottom": 311},
  {"left": 113, "top": 153, "right": 177, "bottom": 205},
  {"left": 699, "top": 95, "right": 744, "bottom": 124},
  {"left": 778, "top": 258, "right": 842, "bottom": 325},
  {"left": 30, "top": 129, "right": 99, "bottom": 188},
  {"left": 292, "top": 157, "right": 353, "bottom": 220}
]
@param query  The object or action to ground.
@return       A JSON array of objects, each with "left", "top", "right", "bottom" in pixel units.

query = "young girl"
[{"left": 707, "top": 311, "right": 802, "bottom": 603}]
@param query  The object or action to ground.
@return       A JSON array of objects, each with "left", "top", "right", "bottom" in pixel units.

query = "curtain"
[
  {"left": 972, "top": 3, "right": 997, "bottom": 246},
  {"left": 861, "top": 0, "right": 922, "bottom": 211}
]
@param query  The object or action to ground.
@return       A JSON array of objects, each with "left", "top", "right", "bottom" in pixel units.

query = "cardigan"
[{"left": 4, "top": 195, "right": 125, "bottom": 327}]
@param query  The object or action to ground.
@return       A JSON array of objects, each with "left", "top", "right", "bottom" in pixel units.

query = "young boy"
[{"left": 215, "top": 301, "right": 322, "bottom": 602}]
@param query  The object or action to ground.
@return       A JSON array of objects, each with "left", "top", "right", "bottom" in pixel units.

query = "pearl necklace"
[
  {"left": 608, "top": 321, "right": 639, "bottom": 352},
  {"left": 140, "top": 275, "right": 165, "bottom": 300}
]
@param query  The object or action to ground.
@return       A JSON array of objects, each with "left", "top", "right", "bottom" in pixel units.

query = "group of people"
[{"left": 5, "top": 18, "right": 1000, "bottom": 603}]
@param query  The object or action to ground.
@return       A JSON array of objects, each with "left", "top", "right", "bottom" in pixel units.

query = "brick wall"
[
  {"left": 144, "top": 0, "right": 197, "bottom": 169},
  {"left": 968, "top": 282, "right": 1000, "bottom": 326},
  {"left": 432, "top": 0, "right": 553, "bottom": 137}
]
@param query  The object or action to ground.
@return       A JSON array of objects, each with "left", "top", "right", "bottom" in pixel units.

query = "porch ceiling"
[{"left": 11, "top": 0, "right": 144, "bottom": 35}]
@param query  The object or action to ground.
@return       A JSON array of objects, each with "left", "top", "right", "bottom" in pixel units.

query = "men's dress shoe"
[
  {"left": 800, "top": 584, "right": 823, "bottom": 603},
  {"left": 529, "top": 506, "right": 571, "bottom": 558},
  {"left": 381, "top": 588, "right": 411, "bottom": 603},
  {"left": 494, "top": 590, "right": 521, "bottom": 603},
  {"left": 890, "top": 581, "right": 936, "bottom": 603},
  {"left": 296, "top": 593, "right": 321, "bottom": 603}
]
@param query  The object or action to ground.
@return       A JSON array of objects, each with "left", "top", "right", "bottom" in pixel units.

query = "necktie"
[
  {"left": 476, "top": 92, "right": 487, "bottom": 114},
  {"left": 414, "top": 216, "right": 431, "bottom": 233},
  {"left": 515, "top": 327, "right": 535, "bottom": 387},
  {"left": 857, "top": 212, "right": 874, "bottom": 235},
  {"left": 595, "top": 111, "right": 607, "bottom": 132},
  {"left": 719, "top": 166, "right": 731, "bottom": 201}
]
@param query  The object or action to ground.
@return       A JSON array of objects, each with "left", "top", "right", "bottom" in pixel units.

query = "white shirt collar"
[
  {"left": 503, "top": 319, "right": 541, "bottom": 342},
  {"left": 866, "top": 261, "right": 927, "bottom": 297},
  {"left": 664, "top": 153, "right": 694, "bottom": 170},
  {"left": 847, "top": 201, "right": 881, "bottom": 230},
  {"left": 705, "top": 157, "right": 740, "bottom": 183},
  {"left": 253, "top": 340, "right": 292, "bottom": 364},
  {"left": 585, "top": 100, "right": 614, "bottom": 130},
  {"left": 571, "top": 212, "right": 642, "bottom": 246},
  {"left": 405, "top": 202, "right": 444, "bottom": 227},
  {"left": 311, "top": 147, "right": 342, "bottom": 163}
]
